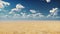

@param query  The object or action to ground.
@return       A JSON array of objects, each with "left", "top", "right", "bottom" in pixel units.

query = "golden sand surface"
[{"left": 0, "top": 21, "right": 60, "bottom": 34}]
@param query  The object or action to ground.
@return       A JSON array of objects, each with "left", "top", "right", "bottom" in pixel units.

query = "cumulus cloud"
[
  {"left": 8, "top": 4, "right": 26, "bottom": 19},
  {"left": 11, "top": 8, "right": 22, "bottom": 12},
  {"left": 0, "top": 0, "right": 10, "bottom": 8},
  {"left": 16, "top": 4, "right": 25, "bottom": 9},
  {"left": 33, "top": 13, "right": 44, "bottom": 18},
  {"left": 20, "top": 12, "right": 27, "bottom": 18},
  {"left": 46, "top": 0, "right": 51, "bottom": 3},
  {"left": 0, "top": 0, "right": 10, "bottom": 18},
  {"left": 47, "top": 8, "right": 58, "bottom": 17},
  {"left": 27, "top": 10, "right": 45, "bottom": 18},
  {"left": 12, "top": 4, "right": 25, "bottom": 12},
  {"left": 50, "top": 8, "right": 58, "bottom": 13},
  {"left": 30, "top": 10, "right": 36, "bottom": 13},
  {"left": 29, "top": 10, "right": 44, "bottom": 18},
  {"left": 13, "top": 14, "right": 20, "bottom": 16},
  {"left": 37, "top": 13, "right": 45, "bottom": 17},
  {"left": 10, "top": 9, "right": 45, "bottom": 18},
  {"left": 9, "top": 4, "right": 25, "bottom": 14}
]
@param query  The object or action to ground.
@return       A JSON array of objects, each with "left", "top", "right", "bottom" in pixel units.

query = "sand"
[{"left": 0, "top": 21, "right": 60, "bottom": 34}]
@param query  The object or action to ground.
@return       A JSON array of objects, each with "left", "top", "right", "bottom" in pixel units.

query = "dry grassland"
[{"left": 0, "top": 21, "right": 60, "bottom": 34}]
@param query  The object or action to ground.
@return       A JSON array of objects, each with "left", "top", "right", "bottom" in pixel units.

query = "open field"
[{"left": 0, "top": 21, "right": 60, "bottom": 34}]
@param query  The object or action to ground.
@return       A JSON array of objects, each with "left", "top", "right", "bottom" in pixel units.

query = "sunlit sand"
[{"left": 0, "top": 21, "right": 60, "bottom": 34}]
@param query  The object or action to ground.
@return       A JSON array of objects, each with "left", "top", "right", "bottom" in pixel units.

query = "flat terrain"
[{"left": 0, "top": 21, "right": 60, "bottom": 34}]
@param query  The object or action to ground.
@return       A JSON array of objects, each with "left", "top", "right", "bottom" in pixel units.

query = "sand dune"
[{"left": 0, "top": 21, "right": 60, "bottom": 34}]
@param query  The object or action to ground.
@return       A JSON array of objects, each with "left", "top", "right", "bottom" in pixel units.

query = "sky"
[{"left": 0, "top": 0, "right": 60, "bottom": 20}]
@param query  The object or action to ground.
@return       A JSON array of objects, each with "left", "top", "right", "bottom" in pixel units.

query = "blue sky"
[{"left": 0, "top": 0, "right": 60, "bottom": 20}]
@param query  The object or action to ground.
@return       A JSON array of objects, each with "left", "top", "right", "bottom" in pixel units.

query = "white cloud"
[
  {"left": 47, "top": 8, "right": 58, "bottom": 17},
  {"left": 9, "top": 9, "right": 44, "bottom": 18},
  {"left": 50, "top": 8, "right": 58, "bottom": 13},
  {"left": 11, "top": 8, "right": 21, "bottom": 12},
  {"left": 9, "top": 11, "right": 15, "bottom": 14},
  {"left": 9, "top": 4, "right": 25, "bottom": 14},
  {"left": 20, "top": 12, "right": 27, "bottom": 18},
  {"left": 9, "top": 4, "right": 25, "bottom": 18},
  {"left": 8, "top": 4, "right": 26, "bottom": 19},
  {"left": 29, "top": 9, "right": 44, "bottom": 18},
  {"left": 30, "top": 10, "right": 36, "bottom": 13},
  {"left": 26, "top": 12, "right": 44, "bottom": 18},
  {"left": 0, "top": 0, "right": 10, "bottom": 8},
  {"left": 13, "top": 14, "right": 21, "bottom": 18},
  {"left": 46, "top": 0, "right": 51, "bottom": 3},
  {"left": 35, "top": 13, "right": 44, "bottom": 18},
  {"left": 37, "top": 13, "right": 44, "bottom": 17},
  {"left": 0, "top": 0, "right": 10, "bottom": 17},
  {"left": 16, "top": 4, "right": 25, "bottom": 9}
]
